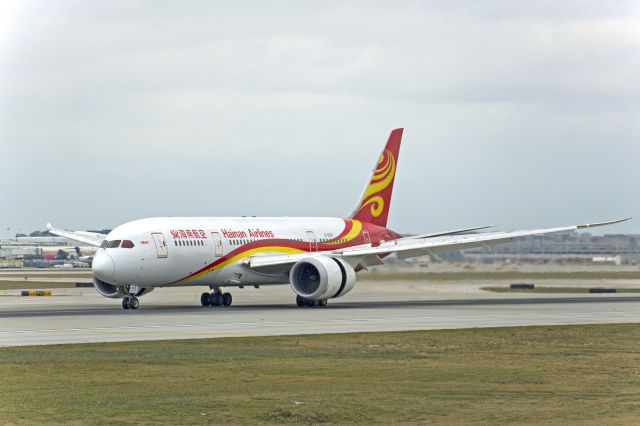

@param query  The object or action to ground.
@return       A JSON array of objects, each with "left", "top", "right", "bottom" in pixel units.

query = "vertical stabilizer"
[{"left": 350, "top": 128, "right": 403, "bottom": 227}]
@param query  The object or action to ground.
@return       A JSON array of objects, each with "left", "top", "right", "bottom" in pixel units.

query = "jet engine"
[
  {"left": 289, "top": 257, "right": 356, "bottom": 300},
  {"left": 92, "top": 277, "right": 153, "bottom": 298}
]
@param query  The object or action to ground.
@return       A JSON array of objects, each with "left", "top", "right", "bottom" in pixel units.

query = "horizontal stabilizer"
[{"left": 399, "top": 225, "right": 495, "bottom": 240}]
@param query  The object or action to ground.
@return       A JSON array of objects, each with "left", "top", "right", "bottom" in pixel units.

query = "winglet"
[
  {"left": 577, "top": 218, "right": 631, "bottom": 229},
  {"left": 46, "top": 223, "right": 53, "bottom": 231}
]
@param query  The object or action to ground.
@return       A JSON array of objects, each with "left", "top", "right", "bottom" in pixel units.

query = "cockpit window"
[
  {"left": 121, "top": 240, "right": 134, "bottom": 249},
  {"left": 100, "top": 240, "right": 108, "bottom": 248},
  {"left": 106, "top": 240, "right": 121, "bottom": 248}
]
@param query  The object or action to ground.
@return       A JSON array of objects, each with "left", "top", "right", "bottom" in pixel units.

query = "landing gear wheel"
[
  {"left": 129, "top": 297, "right": 139, "bottom": 310},
  {"left": 201, "top": 292, "right": 211, "bottom": 307},
  {"left": 211, "top": 293, "right": 223, "bottom": 307},
  {"left": 122, "top": 297, "right": 130, "bottom": 310},
  {"left": 296, "top": 296, "right": 325, "bottom": 307},
  {"left": 296, "top": 295, "right": 305, "bottom": 307},
  {"left": 222, "top": 292, "right": 233, "bottom": 307}
]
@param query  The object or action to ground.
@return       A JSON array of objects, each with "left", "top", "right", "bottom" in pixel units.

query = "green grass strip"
[{"left": 0, "top": 324, "right": 639, "bottom": 424}]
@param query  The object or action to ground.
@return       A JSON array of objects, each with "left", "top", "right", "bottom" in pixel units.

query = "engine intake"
[
  {"left": 93, "top": 277, "right": 126, "bottom": 298},
  {"left": 289, "top": 257, "right": 356, "bottom": 300}
]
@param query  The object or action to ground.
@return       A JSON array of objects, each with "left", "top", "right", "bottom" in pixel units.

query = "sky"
[{"left": 1, "top": 0, "right": 639, "bottom": 236}]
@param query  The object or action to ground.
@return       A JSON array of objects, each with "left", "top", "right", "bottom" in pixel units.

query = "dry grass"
[
  {"left": 483, "top": 286, "right": 640, "bottom": 293},
  {"left": 0, "top": 324, "right": 639, "bottom": 424},
  {"left": 359, "top": 271, "right": 640, "bottom": 281},
  {"left": 0, "top": 281, "right": 90, "bottom": 290}
]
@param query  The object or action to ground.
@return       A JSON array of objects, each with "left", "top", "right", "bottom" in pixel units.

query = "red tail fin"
[{"left": 350, "top": 128, "right": 403, "bottom": 227}]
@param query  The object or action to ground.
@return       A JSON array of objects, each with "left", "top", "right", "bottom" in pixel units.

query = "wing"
[
  {"left": 244, "top": 218, "right": 630, "bottom": 270},
  {"left": 46, "top": 223, "right": 106, "bottom": 247}
]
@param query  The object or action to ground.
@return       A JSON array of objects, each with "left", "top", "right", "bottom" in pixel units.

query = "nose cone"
[{"left": 93, "top": 253, "right": 115, "bottom": 281}]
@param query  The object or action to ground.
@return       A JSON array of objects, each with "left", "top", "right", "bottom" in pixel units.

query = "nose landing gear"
[{"left": 200, "top": 288, "right": 233, "bottom": 308}]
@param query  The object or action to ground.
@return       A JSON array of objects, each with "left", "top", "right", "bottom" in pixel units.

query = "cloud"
[{"left": 0, "top": 1, "right": 638, "bottom": 234}]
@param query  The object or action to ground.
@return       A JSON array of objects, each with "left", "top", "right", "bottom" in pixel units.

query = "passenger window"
[
  {"left": 121, "top": 240, "right": 134, "bottom": 249},
  {"left": 107, "top": 240, "right": 121, "bottom": 248}
]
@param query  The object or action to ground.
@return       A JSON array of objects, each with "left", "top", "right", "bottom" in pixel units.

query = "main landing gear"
[
  {"left": 122, "top": 296, "right": 139, "bottom": 310},
  {"left": 200, "top": 289, "right": 233, "bottom": 308},
  {"left": 296, "top": 295, "right": 327, "bottom": 308}
]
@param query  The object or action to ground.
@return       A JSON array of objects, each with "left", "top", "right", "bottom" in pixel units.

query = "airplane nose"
[{"left": 93, "top": 253, "right": 115, "bottom": 281}]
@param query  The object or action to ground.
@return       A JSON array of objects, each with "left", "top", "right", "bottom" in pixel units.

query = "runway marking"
[{"left": 0, "top": 310, "right": 631, "bottom": 335}]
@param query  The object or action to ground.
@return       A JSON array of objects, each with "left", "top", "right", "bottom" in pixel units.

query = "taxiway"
[{"left": 1, "top": 281, "right": 639, "bottom": 346}]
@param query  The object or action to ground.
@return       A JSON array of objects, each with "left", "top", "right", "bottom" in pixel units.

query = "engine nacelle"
[
  {"left": 92, "top": 277, "right": 153, "bottom": 298},
  {"left": 289, "top": 257, "right": 356, "bottom": 300},
  {"left": 93, "top": 277, "right": 126, "bottom": 298}
]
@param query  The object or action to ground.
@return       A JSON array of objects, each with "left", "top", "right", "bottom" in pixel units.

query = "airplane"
[{"left": 48, "top": 129, "right": 629, "bottom": 310}]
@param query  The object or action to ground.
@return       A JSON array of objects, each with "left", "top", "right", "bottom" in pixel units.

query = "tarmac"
[{"left": 1, "top": 280, "right": 639, "bottom": 346}]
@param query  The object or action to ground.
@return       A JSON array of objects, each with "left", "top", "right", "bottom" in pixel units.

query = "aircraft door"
[
  {"left": 306, "top": 231, "right": 317, "bottom": 252},
  {"left": 362, "top": 230, "right": 371, "bottom": 244},
  {"left": 211, "top": 232, "right": 223, "bottom": 257},
  {"left": 151, "top": 232, "right": 168, "bottom": 258}
]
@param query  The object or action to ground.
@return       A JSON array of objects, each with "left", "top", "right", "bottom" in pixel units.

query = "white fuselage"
[{"left": 92, "top": 217, "right": 382, "bottom": 289}]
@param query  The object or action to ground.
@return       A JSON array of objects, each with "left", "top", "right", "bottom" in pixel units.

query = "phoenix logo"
[{"left": 358, "top": 149, "right": 396, "bottom": 218}]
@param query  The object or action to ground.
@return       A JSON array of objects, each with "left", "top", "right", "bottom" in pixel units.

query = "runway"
[{"left": 1, "top": 281, "right": 639, "bottom": 346}]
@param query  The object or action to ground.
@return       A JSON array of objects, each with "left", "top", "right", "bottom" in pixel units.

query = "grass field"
[
  {"left": 360, "top": 271, "right": 640, "bottom": 281},
  {"left": 0, "top": 281, "right": 92, "bottom": 290},
  {"left": 483, "top": 286, "right": 640, "bottom": 293},
  {"left": 0, "top": 324, "right": 639, "bottom": 425}
]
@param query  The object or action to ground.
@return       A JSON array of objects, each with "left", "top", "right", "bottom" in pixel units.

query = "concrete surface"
[{"left": 1, "top": 280, "right": 639, "bottom": 346}]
